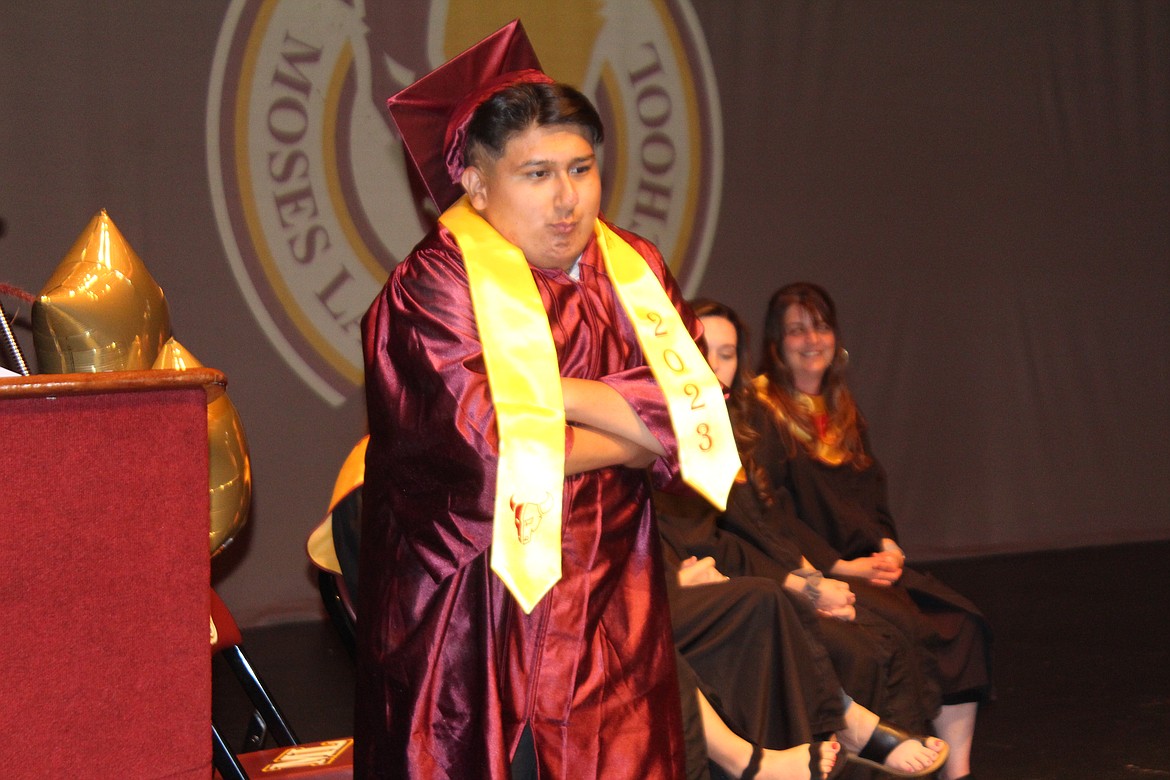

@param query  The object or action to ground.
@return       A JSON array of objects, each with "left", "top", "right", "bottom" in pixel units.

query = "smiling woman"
[
  {"left": 732, "top": 282, "right": 994, "bottom": 780},
  {"left": 780, "top": 306, "right": 836, "bottom": 396}
]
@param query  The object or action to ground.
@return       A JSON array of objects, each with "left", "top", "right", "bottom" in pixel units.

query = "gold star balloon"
[
  {"left": 33, "top": 210, "right": 170, "bottom": 372},
  {"left": 154, "top": 338, "right": 253, "bottom": 556}
]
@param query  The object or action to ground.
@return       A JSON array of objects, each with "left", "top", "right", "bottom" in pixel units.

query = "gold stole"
[
  {"left": 440, "top": 196, "right": 740, "bottom": 612},
  {"left": 753, "top": 377, "right": 848, "bottom": 466}
]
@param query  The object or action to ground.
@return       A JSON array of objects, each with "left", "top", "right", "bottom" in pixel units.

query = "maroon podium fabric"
[{"left": 1, "top": 370, "right": 219, "bottom": 779}]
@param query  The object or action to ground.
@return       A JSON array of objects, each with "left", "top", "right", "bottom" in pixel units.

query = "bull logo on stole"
[{"left": 510, "top": 492, "right": 554, "bottom": 545}]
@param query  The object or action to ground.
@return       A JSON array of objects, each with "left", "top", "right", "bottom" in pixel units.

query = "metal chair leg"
[
  {"left": 212, "top": 724, "right": 249, "bottom": 780},
  {"left": 220, "top": 645, "right": 299, "bottom": 746}
]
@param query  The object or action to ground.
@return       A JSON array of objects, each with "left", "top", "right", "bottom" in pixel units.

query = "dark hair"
[
  {"left": 757, "top": 282, "right": 870, "bottom": 469},
  {"left": 464, "top": 82, "right": 604, "bottom": 169},
  {"left": 690, "top": 297, "right": 754, "bottom": 395},
  {"left": 688, "top": 297, "right": 769, "bottom": 485}
]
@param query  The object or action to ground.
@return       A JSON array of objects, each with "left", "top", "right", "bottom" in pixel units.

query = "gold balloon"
[
  {"left": 33, "top": 210, "right": 171, "bottom": 372},
  {"left": 154, "top": 338, "right": 252, "bottom": 556}
]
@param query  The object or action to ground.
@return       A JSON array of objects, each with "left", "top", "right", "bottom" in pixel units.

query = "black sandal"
[
  {"left": 739, "top": 744, "right": 764, "bottom": 780},
  {"left": 848, "top": 721, "right": 949, "bottom": 778}
]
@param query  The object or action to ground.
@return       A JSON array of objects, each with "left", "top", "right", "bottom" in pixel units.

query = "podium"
[{"left": 1, "top": 369, "right": 224, "bottom": 779}]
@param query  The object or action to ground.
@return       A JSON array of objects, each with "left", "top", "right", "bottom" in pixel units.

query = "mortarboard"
[{"left": 386, "top": 19, "right": 551, "bottom": 213}]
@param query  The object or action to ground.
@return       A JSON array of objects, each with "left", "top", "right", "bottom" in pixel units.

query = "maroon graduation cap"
[{"left": 386, "top": 19, "right": 551, "bottom": 213}]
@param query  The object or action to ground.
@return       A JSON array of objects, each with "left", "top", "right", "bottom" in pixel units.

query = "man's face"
[{"left": 462, "top": 123, "right": 601, "bottom": 270}]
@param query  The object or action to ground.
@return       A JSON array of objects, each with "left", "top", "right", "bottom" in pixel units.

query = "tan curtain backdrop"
[{"left": 2, "top": 1, "right": 1166, "bottom": 623}]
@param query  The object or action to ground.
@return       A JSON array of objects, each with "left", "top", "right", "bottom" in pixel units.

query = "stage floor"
[{"left": 214, "top": 539, "right": 1170, "bottom": 779}]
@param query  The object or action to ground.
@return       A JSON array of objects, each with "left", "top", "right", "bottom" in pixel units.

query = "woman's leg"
[
  {"left": 673, "top": 576, "right": 846, "bottom": 745},
  {"left": 698, "top": 689, "right": 838, "bottom": 780},
  {"left": 932, "top": 701, "right": 976, "bottom": 779}
]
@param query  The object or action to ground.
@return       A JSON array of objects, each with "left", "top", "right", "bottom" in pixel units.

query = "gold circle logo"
[{"left": 208, "top": 1, "right": 722, "bottom": 405}]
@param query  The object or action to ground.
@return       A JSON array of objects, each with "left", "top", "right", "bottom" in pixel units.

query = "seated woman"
[
  {"left": 655, "top": 298, "right": 949, "bottom": 779},
  {"left": 667, "top": 543, "right": 947, "bottom": 780},
  {"left": 730, "top": 283, "right": 992, "bottom": 780},
  {"left": 657, "top": 459, "right": 943, "bottom": 749},
  {"left": 680, "top": 299, "right": 941, "bottom": 736},
  {"left": 677, "top": 648, "right": 840, "bottom": 780}
]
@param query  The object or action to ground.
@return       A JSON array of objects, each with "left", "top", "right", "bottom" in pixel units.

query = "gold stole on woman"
[
  {"left": 440, "top": 195, "right": 740, "bottom": 613},
  {"left": 752, "top": 376, "right": 848, "bottom": 466}
]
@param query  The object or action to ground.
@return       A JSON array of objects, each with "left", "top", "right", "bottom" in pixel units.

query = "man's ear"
[{"left": 462, "top": 166, "right": 487, "bottom": 210}]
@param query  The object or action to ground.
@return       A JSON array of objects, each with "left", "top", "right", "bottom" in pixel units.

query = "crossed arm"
[{"left": 561, "top": 377, "right": 666, "bottom": 476}]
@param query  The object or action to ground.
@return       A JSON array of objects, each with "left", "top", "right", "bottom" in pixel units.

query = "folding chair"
[{"left": 211, "top": 588, "right": 353, "bottom": 778}]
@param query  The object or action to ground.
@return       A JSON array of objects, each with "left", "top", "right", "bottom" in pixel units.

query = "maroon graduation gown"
[{"left": 356, "top": 219, "right": 689, "bottom": 779}]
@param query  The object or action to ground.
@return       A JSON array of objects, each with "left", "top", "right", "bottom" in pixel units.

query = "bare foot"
[
  {"left": 880, "top": 735, "right": 946, "bottom": 774},
  {"left": 758, "top": 740, "right": 840, "bottom": 780}
]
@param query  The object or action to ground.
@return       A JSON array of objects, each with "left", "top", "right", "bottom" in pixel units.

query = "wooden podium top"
[{"left": 0, "top": 367, "right": 226, "bottom": 402}]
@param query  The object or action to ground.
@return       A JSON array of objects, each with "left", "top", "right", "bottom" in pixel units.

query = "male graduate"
[{"left": 356, "top": 21, "right": 739, "bottom": 779}]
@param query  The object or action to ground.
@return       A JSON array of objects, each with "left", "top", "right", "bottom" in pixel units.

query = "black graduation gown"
[
  {"left": 658, "top": 485, "right": 940, "bottom": 737},
  {"left": 741, "top": 396, "right": 994, "bottom": 703}
]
